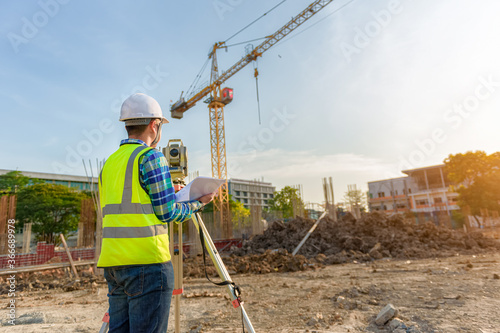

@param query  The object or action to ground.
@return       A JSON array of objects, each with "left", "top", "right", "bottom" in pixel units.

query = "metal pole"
[
  {"left": 191, "top": 213, "right": 256, "bottom": 333},
  {"left": 292, "top": 211, "right": 327, "bottom": 256}
]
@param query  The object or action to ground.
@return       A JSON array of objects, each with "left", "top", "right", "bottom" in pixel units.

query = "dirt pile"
[
  {"left": 231, "top": 212, "right": 500, "bottom": 264},
  {"left": 183, "top": 249, "right": 315, "bottom": 278},
  {"left": 0, "top": 266, "right": 101, "bottom": 293}
]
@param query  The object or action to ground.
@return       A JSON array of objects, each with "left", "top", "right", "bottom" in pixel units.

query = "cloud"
[{"left": 189, "top": 148, "right": 397, "bottom": 204}]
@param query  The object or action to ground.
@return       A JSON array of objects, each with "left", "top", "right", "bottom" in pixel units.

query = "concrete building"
[
  {"left": 368, "top": 165, "right": 459, "bottom": 223},
  {"left": 0, "top": 169, "right": 97, "bottom": 191},
  {"left": 368, "top": 176, "right": 415, "bottom": 213},
  {"left": 227, "top": 178, "right": 275, "bottom": 210}
]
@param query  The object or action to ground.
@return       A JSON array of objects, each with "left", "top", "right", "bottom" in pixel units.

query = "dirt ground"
[
  {"left": 1, "top": 251, "right": 500, "bottom": 333},
  {"left": 2, "top": 213, "right": 500, "bottom": 332}
]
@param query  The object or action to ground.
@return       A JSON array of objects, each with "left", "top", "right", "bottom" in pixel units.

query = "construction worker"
[{"left": 97, "top": 93, "right": 214, "bottom": 332}]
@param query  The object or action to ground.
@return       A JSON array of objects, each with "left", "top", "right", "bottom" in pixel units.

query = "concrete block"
[
  {"left": 389, "top": 318, "right": 406, "bottom": 330},
  {"left": 16, "top": 312, "right": 46, "bottom": 325},
  {"left": 375, "top": 303, "right": 398, "bottom": 326}
]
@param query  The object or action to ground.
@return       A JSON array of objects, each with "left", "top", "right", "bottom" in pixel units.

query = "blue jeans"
[{"left": 104, "top": 262, "right": 174, "bottom": 332}]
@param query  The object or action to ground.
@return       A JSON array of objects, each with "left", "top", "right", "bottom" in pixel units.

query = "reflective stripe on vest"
[
  {"left": 103, "top": 223, "right": 169, "bottom": 238},
  {"left": 97, "top": 144, "right": 171, "bottom": 267}
]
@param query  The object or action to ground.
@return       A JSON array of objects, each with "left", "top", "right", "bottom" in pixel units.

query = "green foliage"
[
  {"left": 196, "top": 195, "right": 250, "bottom": 231},
  {"left": 16, "top": 183, "right": 87, "bottom": 244},
  {"left": 202, "top": 195, "right": 249, "bottom": 217},
  {"left": 0, "top": 171, "right": 42, "bottom": 193},
  {"left": 343, "top": 188, "right": 365, "bottom": 207},
  {"left": 451, "top": 210, "right": 465, "bottom": 229},
  {"left": 230, "top": 198, "right": 250, "bottom": 221},
  {"left": 444, "top": 151, "right": 500, "bottom": 215},
  {"left": 268, "top": 186, "right": 303, "bottom": 219}
]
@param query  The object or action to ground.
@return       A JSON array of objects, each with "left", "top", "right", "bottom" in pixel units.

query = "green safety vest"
[{"left": 97, "top": 144, "right": 171, "bottom": 267}]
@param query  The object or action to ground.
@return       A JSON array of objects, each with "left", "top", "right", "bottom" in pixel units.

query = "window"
[
  {"left": 235, "top": 191, "right": 240, "bottom": 196},
  {"left": 55, "top": 180, "right": 69, "bottom": 187},
  {"left": 408, "top": 188, "right": 412, "bottom": 194},
  {"left": 434, "top": 197, "right": 443, "bottom": 204},
  {"left": 264, "top": 200, "right": 268, "bottom": 204},
  {"left": 243, "top": 192, "right": 247, "bottom": 197},
  {"left": 416, "top": 199, "right": 428, "bottom": 205},
  {"left": 378, "top": 192, "right": 385, "bottom": 198},
  {"left": 270, "top": 194, "right": 273, "bottom": 198},
  {"left": 263, "top": 193, "right": 268, "bottom": 198},
  {"left": 243, "top": 198, "right": 248, "bottom": 203}
]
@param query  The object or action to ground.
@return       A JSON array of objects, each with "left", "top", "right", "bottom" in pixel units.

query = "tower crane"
[{"left": 170, "top": 0, "right": 334, "bottom": 238}]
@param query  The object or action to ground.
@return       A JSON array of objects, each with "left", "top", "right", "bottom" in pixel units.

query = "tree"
[
  {"left": 230, "top": 198, "right": 250, "bottom": 221},
  {"left": 199, "top": 195, "right": 250, "bottom": 232},
  {"left": 268, "top": 186, "right": 304, "bottom": 219},
  {"left": 16, "top": 183, "right": 88, "bottom": 244},
  {"left": 0, "top": 171, "right": 34, "bottom": 193},
  {"left": 202, "top": 195, "right": 250, "bottom": 218},
  {"left": 343, "top": 188, "right": 366, "bottom": 212},
  {"left": 444, "top": 151, "right": 500, "bottom": 216}
]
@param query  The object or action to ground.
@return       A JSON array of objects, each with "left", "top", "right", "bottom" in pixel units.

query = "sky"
[{"left": 1, "top": 0, "right": 500, "bottom": 205}]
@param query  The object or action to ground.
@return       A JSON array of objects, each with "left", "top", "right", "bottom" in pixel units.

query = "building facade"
[
  {"left": 368, "top": 165, "right": 459, "bottom": 222},
  {"left": 227, "top": 178, "right": 275, "bottom": 210},
  {"left": 0, "top": 169, "right": 97, "bottom": 191}
]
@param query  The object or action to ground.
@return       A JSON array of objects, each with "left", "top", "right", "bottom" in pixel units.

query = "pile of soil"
[
  {"left": 183, "top": 249, "right": 314, "bottom": 278},
  {"left": 0, "top": 265, "right": 101, "bottom": 293},
  {"left": 183, "top": 212, "right": 500, "bottom": 278},
  {"left": 231, "top": 212, "right": 500, "bottom": 265}
]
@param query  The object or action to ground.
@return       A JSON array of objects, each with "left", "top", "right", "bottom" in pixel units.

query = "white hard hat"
[{"left": 120, "top": 93, "right": 169, "bottom": 126}]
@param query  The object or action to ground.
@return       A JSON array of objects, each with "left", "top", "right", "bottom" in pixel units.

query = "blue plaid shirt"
[{"left": 120, "top": 139, "right": 202, "bottom": 223}]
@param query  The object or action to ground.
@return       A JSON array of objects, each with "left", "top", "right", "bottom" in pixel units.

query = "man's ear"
[{"left": 147, "top": 119, "right": 157, "bottom": 132}]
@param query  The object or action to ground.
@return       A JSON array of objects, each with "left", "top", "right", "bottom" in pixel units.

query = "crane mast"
[
  {"left": 170, "top": 0, "right": 335, "bottom": 238},
  {"left": 208, "top": 43, "right": 231, "bottom": 238}
]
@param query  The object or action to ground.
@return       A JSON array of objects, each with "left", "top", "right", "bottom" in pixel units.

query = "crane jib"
[{"left": 170, "top": 0, "right": 334, "bottom": 118}]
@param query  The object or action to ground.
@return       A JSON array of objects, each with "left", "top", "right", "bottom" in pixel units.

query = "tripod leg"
[
  {"left": 191, "top": 213, "right": 256, "bottom": 333},
  {"left": 99, "top": 312, "right": 109, "bottom": 333}
]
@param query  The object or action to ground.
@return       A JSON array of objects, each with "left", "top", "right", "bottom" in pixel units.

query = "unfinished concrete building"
[
  {"left": 227, "top": 178, "right": 275, "bottom": 210},
  {"left": 368, "top": 165, "right": 459, "bottom": 225}
]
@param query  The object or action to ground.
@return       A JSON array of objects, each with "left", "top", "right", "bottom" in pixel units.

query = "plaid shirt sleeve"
[{"left": 138, "top": 148, "right": 202, "bottom": 223}]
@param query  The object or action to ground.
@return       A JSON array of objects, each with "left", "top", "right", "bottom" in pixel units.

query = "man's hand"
[{"left": 198, "top": 192, "right": 215, "bottom": 205}]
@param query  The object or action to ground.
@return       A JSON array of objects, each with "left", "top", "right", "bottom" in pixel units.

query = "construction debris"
[
  {"left": 232, "top": 212, "right": 500, "bottom": 261},
  {"left": 0, "top": 266, "right": 100, "bottom": 293},
  {"left": 375, "top": 303, "right": 398, "bottom": 326},
  {"left": 183, "top": 249, "right": 314, "bottom": 278},
  {"left": 181, "top": 212, "right": 500, "bottom": 278}
]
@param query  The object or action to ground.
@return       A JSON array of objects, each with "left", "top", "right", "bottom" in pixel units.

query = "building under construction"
[{"left": 368, "top": 164, "right": 460, "bottom": 225}]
